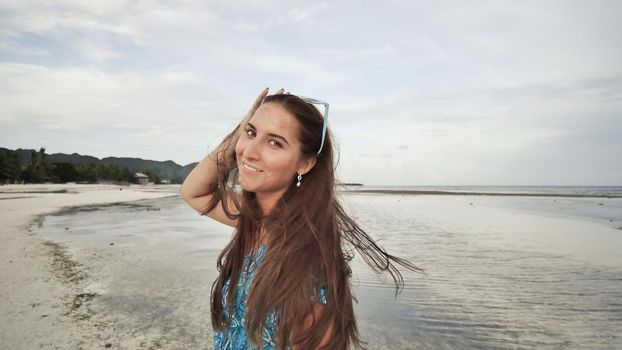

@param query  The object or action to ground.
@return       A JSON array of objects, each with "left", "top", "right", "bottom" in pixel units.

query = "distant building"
[
  {"left": 134, "top": 172, "right": 149, "bottom": 185},
  {"left": 161, "top": 179, "right": 171, "bottom": 184}
]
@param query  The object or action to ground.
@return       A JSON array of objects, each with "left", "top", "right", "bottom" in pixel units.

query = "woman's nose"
[{"left": 241, "top": 137, "right": 261, "bottom": 160}]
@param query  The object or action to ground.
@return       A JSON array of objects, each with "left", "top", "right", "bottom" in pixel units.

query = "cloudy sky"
[{"left": 1, "top": 1, "right": 621, "bottom": 186}]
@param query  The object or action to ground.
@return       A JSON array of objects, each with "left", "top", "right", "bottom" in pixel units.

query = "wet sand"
[{"left": 0, "top": 184, "right": 179, "bottom": 349}]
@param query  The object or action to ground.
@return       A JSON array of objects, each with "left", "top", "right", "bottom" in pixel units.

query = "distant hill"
[{"left": 12, "top": 148, "right": 197, "bottom": 182}]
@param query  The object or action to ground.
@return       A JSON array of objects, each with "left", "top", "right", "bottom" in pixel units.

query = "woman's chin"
[
  {"left": 240, "top": 187, "right": 255, "bottom": 193},
  {"left": 238, "top": 181, "right": 257, "bottom": 193}
]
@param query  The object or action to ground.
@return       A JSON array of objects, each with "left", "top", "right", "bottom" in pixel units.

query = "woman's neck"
[
  {"left": 245, "top": 225, "right": 268, "bottom": 255},
  {"left": 255, "top": 188, "right": 287, "bottom": 216}
]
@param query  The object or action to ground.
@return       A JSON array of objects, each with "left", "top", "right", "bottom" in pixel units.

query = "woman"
[{"left": 180, "top": 88, "right": 421, "bottom": 349}]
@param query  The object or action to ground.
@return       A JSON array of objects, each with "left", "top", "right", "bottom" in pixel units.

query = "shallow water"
[
  {"left": 32, "top": 193, "right": 622, "bottom": 349},
  {"left": 346, "top": 194, "right": 622, "bottom": 349}
]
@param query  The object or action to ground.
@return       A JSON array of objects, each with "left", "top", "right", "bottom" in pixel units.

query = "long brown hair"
[{"left": 205, "top": 94, "right": 422, "bottom": 349}]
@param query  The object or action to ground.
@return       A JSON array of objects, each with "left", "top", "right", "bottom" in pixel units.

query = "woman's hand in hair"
[
  {"left": 236, "top": 87, "right": 279, "bottom": 138},
  {"left": 180, "top": 87, "right": 272, "bottom": 226}
]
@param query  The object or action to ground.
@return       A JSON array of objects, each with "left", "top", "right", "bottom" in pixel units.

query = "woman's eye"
[
  {"left": 245, "top": 129, "right": 255, "bottom": 137},
  {"left": 268, "top": 140, "right": 283, "bottom": 148}
]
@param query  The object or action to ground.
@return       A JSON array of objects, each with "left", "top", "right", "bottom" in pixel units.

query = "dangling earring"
[{"left": 296, "top": 173, "right": 302, "bottom": 188}]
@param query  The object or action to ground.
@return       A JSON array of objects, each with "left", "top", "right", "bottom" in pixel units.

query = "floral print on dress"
[{"left": 213, "top": 244, "right": 327, "bottom": 350}]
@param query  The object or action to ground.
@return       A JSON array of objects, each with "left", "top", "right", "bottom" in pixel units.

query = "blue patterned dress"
[{"left": 213, "top": 244, "right": 327, "bottom": 350}]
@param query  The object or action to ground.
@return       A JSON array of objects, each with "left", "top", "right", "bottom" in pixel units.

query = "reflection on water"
[
  {"left": 32, "top": 194, "right": 622, "bottom": 349},
  {"left": 348, "top": 194, "right": 622, "bottom": 349}
]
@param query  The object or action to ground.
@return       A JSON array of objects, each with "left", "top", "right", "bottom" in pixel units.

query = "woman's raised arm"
[{"left": 179, "top": 87, "right": 272, "bottom": 227}]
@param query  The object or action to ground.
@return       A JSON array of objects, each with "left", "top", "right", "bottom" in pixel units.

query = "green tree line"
[{"left": 0, "top": 148, "right": 162, "bottom": 184}]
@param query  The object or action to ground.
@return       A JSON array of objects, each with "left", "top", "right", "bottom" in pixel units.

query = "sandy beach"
[{"left": 0, "top": 184, "right": 179, "bottom": 349}]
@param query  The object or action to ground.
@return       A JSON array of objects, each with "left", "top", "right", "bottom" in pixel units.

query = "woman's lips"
[{"left": 240, "top": 161, "right": 263, "bottom": 174}]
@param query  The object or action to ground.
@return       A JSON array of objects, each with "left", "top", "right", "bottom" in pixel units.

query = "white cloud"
[{"left": 1, "top": 0, "right": 621, "bottom": 184}]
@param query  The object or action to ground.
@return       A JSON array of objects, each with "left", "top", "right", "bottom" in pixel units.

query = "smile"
[{"left": 242, "top": 161, "right": 263, "bottom": 173}]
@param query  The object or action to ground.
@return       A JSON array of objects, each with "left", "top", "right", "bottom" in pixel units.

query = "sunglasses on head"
[{"left": 298, "top": 96, "right": 329, "bottom": 155}]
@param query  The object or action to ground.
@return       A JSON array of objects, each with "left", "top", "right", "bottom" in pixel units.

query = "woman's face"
[{"left": 235, "top": 102, "right": 314, "bottom": 195}]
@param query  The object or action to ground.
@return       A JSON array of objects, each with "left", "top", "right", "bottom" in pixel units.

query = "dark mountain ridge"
[{"left": 9, "top": 148, "right": 197, "bottom": 183}]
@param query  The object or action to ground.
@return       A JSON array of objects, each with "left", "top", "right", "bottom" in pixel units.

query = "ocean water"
[
  {"left": 353, "top": 185, "right": 622, "bottom": 196},
  {"left": 31, "top": 187, "right": 622, "bottom": 349},
  {"left": 345, "top": 193, "right": 622, "bottom": 349}
]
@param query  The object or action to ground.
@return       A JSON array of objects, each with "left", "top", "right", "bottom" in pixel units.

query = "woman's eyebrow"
[{"left": 247, "top": 122, "right": 290, "bottom": 146}]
